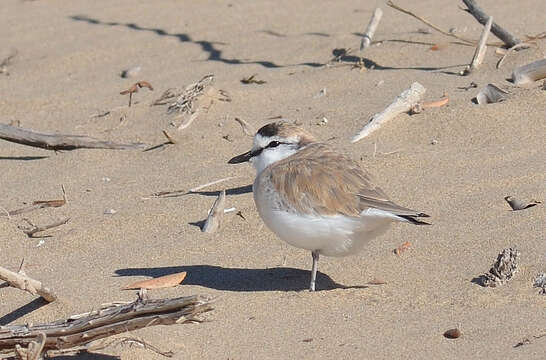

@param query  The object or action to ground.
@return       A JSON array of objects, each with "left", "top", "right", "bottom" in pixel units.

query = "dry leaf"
[
  {"left": 394, "top": 241, "right": 411, "bottom": 255},
  {"left": 122, "top": 272, "right": 187, "bottom": 290}
]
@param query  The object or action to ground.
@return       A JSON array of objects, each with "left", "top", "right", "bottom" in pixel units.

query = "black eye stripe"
[{"left": 267, "top": 141, "right": 282, "bottom": 148}]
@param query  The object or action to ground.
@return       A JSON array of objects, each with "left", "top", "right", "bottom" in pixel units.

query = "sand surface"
[{"left": 1, "top": 0, "right": 545, "bottom": 359}]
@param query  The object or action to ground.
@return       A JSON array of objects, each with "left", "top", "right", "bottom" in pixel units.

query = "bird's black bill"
[{"left": 228, "top": 150, "right": 253, "bottom": 164}]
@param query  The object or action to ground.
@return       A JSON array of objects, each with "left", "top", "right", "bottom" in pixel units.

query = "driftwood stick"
[
  {"left": 360, "top": 8, "right": 383, "bottom": 50},
  {"left": 0, "top": 265, "right": 57, "bottom": 302},
  {"left": 202, "top": 190, "right": 226, "bottom": 233},
  {"left": 351, "top": 82, "right": 426, "bottom": 143},
  {"left": 462, "top": 16, "right": 493, "bottom": 75},
  {"left": 0, "top": 295, "right": 213, "bottom": 359},
  {"left": 19, "top": 217, "right": 70, "bottom": 238},
  {"left": 0, "top": 123, "right": 146, "bottom": 151},
  {"left": 461, "top": 0, "right": 522, "bottom": 48}
]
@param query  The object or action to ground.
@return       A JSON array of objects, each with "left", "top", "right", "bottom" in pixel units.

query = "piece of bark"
[
  {"left": 0, "top": 265, "right": 57, "bottom": 302},
  {"left": 0, "top": 295, "right": 213, "bottom": 359},
  {"left": 461, "top": 0, "right": 522, "bottom": 48},
  {"left": 360, "top": 8, "right": 383, "bottom": 51},
  {"left": 480, "top": 247, "right": 519, "bottom": 287},
  {"left": 351, "top": 82, "right": 426, "bottom": 143},
  {"left": 511, "top": 58, "right": 546, "bottom": 86},
  {"left": 202, "top": 190, "right": 226, "bottom": 233},
  {"left": 0, "top": 123, "right": 145, "bottom": 151},
  {"left": 461, "top": 16, "right": 493, "bottom": 75},
  {"left": 123, "top": 272, "right": 187, "bottom": 290}
]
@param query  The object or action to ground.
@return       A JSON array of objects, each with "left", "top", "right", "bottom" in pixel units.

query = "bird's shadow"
[{"left": 115, "top": 265, "right": 367, "bottom": 292}]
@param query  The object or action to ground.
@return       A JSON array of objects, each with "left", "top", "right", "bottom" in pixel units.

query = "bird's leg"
[{"left": 310, "top": 250, "right": 319, "bottom": 291}]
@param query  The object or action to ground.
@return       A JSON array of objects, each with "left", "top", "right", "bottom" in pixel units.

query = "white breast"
[{"left": 253, "top": 175, "right": 395, "bottom": 257}]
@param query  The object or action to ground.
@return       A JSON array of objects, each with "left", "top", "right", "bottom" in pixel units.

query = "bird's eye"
[{"left": 267, "top": 141, "right": 281, "bottom": 148}]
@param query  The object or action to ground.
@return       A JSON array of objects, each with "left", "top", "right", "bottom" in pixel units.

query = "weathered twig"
[
  {"left": 0, "top": 295, "right": 213, "bottom": 359},
  {"left": 0, "top": 123, "right": 145, "bottom": 151},
  {"left": 202, "top": 190, "right": 226, "bottom": 233},
  {"left": 511, "top": 58, "right": 546, "bottom": 86},
  {"left": 386, "top": 1, "right": 474, "bottom": 45},
  {"left": 461, "top": 16, "right": 493, "bottom": 75},
  {"left": 351, "top": 82, "right": 426, "bottom": 143},
  {"left": 0, "top": 264, "right": 57, "bottom": 302},
  {"left": 461, "top": 0, "right": 522, "bottom": 48},
  {"left": 19, "top": 217, "right": 70, "bottom": 238},
  {"left": 360, "top": 8, "right": 383, "bottom": 51}
]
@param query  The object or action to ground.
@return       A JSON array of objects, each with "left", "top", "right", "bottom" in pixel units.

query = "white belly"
[{"left": 254, "top": 182, "right": 394, "bottom": 257}]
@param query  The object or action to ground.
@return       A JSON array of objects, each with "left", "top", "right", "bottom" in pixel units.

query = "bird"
[{"left": 228, "top": 121, "right": 430, "bottom": 291}]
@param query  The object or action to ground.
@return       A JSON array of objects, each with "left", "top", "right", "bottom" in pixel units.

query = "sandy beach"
[{"left": 1, "top": 0, "right": 545, "bottom": 358}]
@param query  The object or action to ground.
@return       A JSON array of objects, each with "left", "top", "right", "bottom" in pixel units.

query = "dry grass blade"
[
  {"left": 386, "top": 1, "right": 474, "bottom": 45},
  {"left": 496, "top": 43, "right": 531, "bottom": 69},
  {"left": 123, "top": 272, "right": 187, "bottom": 290},
  {"left": 234, "top": 117, "right": 255, "bottom": 136}
]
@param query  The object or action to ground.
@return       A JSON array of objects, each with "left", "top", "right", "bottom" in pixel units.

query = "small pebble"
[
  {"left": 104, "top": 209, "right": 117, "bottom": 215},
  {"left": 444, "top": 328, "right": 461, "bottom": 339}
]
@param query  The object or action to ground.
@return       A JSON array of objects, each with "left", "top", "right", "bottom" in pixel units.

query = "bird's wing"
[{"left": 267, "top": 143, "right": 428, "bottom": 222}]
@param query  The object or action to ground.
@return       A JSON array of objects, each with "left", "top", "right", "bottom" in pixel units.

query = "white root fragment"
[
  {"left": 202, "top": 190, "right": 226, "bottom": 233},
  {"left": 189, "top": 176, "right": 237, "bottom": 193},
  {"left": 0, "top": 265, "right": 57, "bottom": 302},
  {"left": 476, "top": 84, "right": 509, "bottom": 104},
  {"left": 462, "top": 16, "right": 493, "bottom": 75},
  {"left": 496, "top": 43, "right": 530, "bottom": 69},
  {"left": 511, "top": 58, "right": 546, "bottom": 85},
  {"left": 351, "top": 82, "right": 426, "bottom": 143},
  {"left": 360, "top": 8, "right": 383, "bottom": 51}
]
